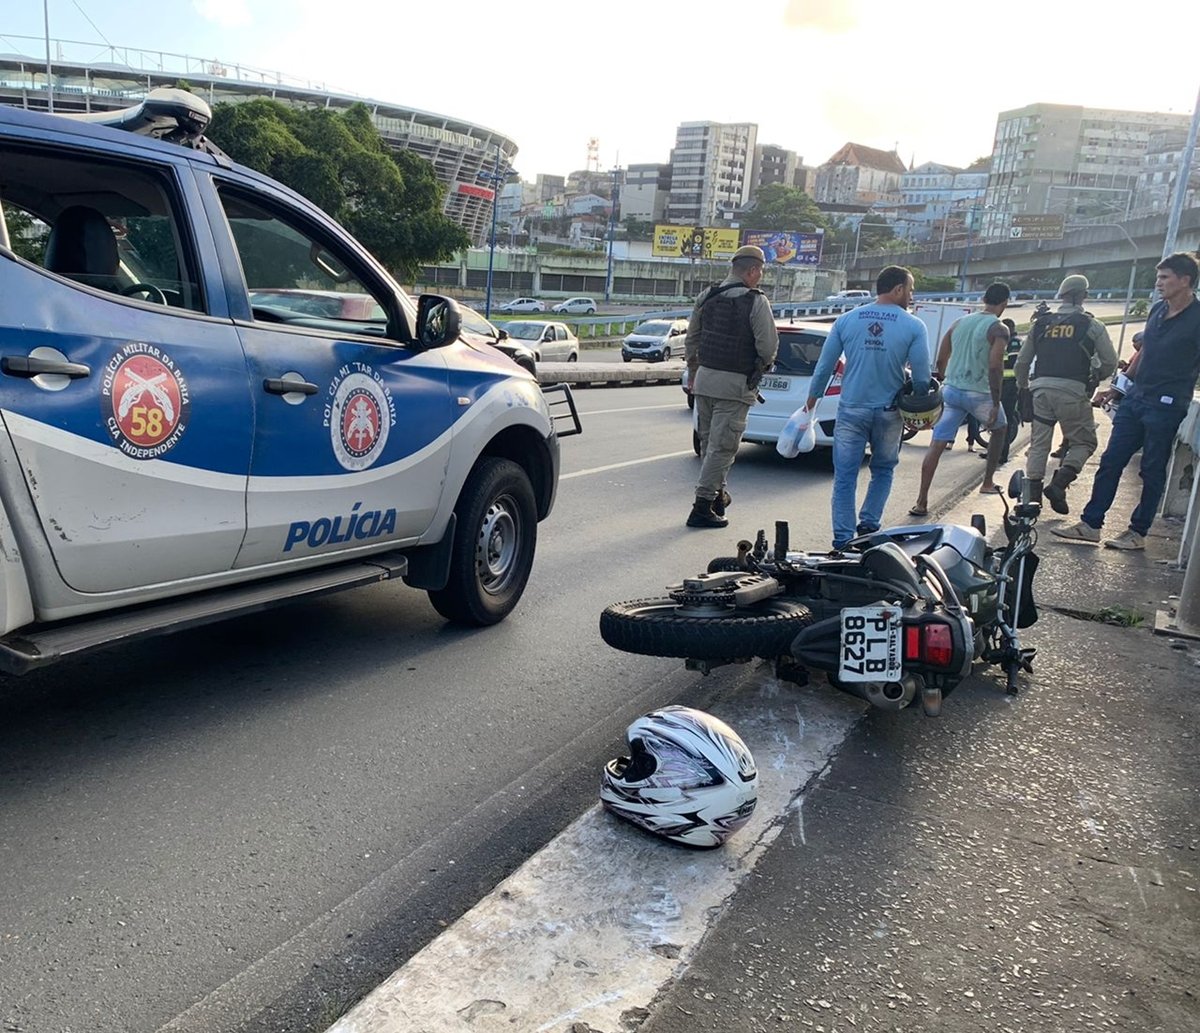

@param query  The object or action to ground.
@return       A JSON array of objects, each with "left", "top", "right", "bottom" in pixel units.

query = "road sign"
[{"left": 1011, "top": 214, "right": 1065, "bottom": 240}]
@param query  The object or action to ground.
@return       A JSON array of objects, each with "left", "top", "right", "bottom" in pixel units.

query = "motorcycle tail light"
[
  {"left": 904, "top": 622, "right": 955, "bottom": 667},
  {"left": 825, "top": 358, "right": 845, "bottom": 396}
]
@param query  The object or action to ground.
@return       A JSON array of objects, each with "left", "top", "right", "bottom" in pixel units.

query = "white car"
[
  {"left": 622, "top": 318, "right": 688, "bottom": 363},
  {"left": 497, "top": 297, "right": 545, "bottom": 314},
  {"left": 689, "top": 322, "right": 843, "bottom": 452},
  {"left": 500, "top": 320, "right": 580, "bottom": 362},
  {"left": 551, "top": 296, "right": 597, "bottom": 315},
  {"left": 825, "top": 289, "right": 872, "bottom": 305}
]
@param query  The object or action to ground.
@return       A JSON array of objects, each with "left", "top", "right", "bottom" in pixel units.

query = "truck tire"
[
  {"left": 428, "top": 458, "right": 537, "bottom": 626},
  {"left": 600, "top": 597, "right": 813, "bottom": 659}
]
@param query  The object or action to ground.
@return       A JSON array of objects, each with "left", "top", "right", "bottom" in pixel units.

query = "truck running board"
[{"left": 0, "top": 553, "right": 409, "bottom": 675}]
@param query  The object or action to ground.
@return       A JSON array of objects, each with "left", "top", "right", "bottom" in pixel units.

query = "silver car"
[{"left": 500, "top": 320, "right": 580, "bottom": 362}]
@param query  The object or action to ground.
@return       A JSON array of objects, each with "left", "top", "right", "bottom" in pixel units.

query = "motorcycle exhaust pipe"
[{"left": 834, "top": 673, "right": 921, "bottom": 711}]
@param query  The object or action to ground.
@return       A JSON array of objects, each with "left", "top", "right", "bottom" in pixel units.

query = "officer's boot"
[
  {"left": 1043, "top": 467, "right": 1077, "bottom": 515},
  {"left": 712, "top": 488, "right": 732, "bottom": 518},
  {"left": 687, "top": 495, "right": 728, "bottom": 529},
  {"left": 1027, "top": 478, "right": 1043, "bottom": 505}
]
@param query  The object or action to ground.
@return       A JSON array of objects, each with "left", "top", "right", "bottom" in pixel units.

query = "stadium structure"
[{"left": 0, "top": 38, "right": 518, "bottom": 244}]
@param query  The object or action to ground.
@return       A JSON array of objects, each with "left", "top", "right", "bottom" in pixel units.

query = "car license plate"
[
  {"left": 839, "top": 605, "right": 902, "bottom": 682},
  {"left": 759, "top": 375, "right": 790, "bottom": 391}
]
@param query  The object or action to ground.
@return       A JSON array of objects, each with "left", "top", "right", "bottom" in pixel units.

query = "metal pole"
[
  {"left": 484, "top": 148, "right": 501, "bottom": 320},
  {"left": 605, "top": 168, "right": 619, "bottom": 303},
  {"left": 1162, "top": 82, "right": 1200, "bottom": 259},
  {"left": 959, "top": 216, "right": 974, "bottom": 295},
  {"left": 1118, "top": 257, "right": 1137, "bottom": 359},
  {"left": 43, "top": 0, "right": 53, "bottom": 113}
]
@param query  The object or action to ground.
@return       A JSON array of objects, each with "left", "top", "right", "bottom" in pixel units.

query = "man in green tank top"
[{"left": 909, "top": 282, "right": 1011, "bottom": 516}]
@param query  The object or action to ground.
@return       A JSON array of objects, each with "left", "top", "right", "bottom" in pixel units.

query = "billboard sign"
[
  {"left": 652, "top": 225, "right": 741, "bottom": 259},
  {"left": 1010, "top": 214, "right": 1065, "bottom": 240},
  {"left": 740, "top": 230, "right": 824, "bottom": 265}
]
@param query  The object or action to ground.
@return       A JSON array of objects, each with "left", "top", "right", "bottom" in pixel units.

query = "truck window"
[
  {"left": 215, "top": 186, "right": 395, "bottom": 338},
  {"left": 0, "top": 143, "right": 204, "bottom": 312}
]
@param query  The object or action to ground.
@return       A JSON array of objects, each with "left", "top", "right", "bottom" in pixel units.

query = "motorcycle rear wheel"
[{"left": 600, "top": 597, "right": 814, "bottom": 659}]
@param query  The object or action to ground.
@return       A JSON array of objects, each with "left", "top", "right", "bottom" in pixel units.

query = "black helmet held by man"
[{"left": 896, "top": 379, "right": 944, "bottom": 430}]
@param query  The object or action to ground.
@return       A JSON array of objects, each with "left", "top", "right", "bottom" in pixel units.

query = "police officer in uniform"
[
  {"left": 683, "top": 244, "right": 779, "bottom": 528},
  {"left": 1014, "top": 274, "right": 1116, "bottom": 513}
]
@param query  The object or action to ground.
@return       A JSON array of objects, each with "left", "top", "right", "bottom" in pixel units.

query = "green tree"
[
  {"left": 741, "top": 185, "right": 828, "bottom": 232},
  {"left": 622, "top": 216, "right": 655, "bottom": 242},
  {"left": 207, "top": 99, "right": 469, "bottom": 280}
]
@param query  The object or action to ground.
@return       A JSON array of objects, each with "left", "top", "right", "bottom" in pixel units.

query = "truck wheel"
[
  {"left": 600, "top": 597, "right": 813, "bottom": 659},
  {"left": 428, "top": 458, "right": 537, "bottom": 626}
]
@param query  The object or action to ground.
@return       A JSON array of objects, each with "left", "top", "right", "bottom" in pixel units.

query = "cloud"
[{"left": 192, "top": 0, "right": 252, "bottom": 29}]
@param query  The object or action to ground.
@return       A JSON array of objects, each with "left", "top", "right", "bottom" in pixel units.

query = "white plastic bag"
[{"left": 776, "top": 405, "right": 815, "bottom": 458}]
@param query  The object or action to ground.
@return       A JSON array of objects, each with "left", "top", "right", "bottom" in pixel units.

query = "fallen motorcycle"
[{"left": 600, "top": 472, "right": 1041, "bottom": 716}]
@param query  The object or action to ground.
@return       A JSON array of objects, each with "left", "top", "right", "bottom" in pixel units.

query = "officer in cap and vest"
[
  {"left": 1014, "top": 273, "right": 1116, "bottom": 514},
  {"left": 683, "top": 244, "right": 779, "bottom": 528}
]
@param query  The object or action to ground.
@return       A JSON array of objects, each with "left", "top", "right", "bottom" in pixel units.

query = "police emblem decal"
[
  {"left": 102, "top": 346, "right": 191, "bottom": 460},
  {"left": 328, "top": 369, "right": 393, "bottom": 471}
]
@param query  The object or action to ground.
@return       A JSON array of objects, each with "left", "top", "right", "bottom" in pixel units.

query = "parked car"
[
  {"left": 824, "top": 289, "right": 872, "bottom": 304},
  {"left": 687, "top": 322, "right": 843, "bottom": 452},
  {"left": 551, "top": 296, "right": 597, "bottom": 315},
  {"left": 458, "top": 305, "right": 537, "bottom": 375},
  {"left": 622, "top": 318, "right": 688, "bottom": 363},
  {"left": 0, "top": 93, "right": 576, "bottom": 671},
  {"left": 497, "top": 297, "right": 545, "bottom": 314},
  {"left": 500, "top": 320, "right": 580, "bottom": 362}
]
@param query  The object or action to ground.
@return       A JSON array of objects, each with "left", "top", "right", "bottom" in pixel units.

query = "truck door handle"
[
  {"left": 2, "top": 356, "right": 91, "bottom": 379},
  {"left": 263, "top": 377, "right": 318, "bottom": 396}
]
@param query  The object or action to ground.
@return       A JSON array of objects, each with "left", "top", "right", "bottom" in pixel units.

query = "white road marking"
[
  {"left": 327, "top": 678, "right": 864, "bottom": 1033},
  {"left": 561, "top": 450, "right": 695, "bottom": 480},
  {"left": 577, "top": 402, "right": 686, "bottom": 416}
]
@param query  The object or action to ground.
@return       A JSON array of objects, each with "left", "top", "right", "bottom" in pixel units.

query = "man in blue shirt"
[
  {"left": 1053, "top": 252, "right": 1200, "bottom": 550},
  {"left": 805, "top": 266, "right": 931, "bottom": 549}
]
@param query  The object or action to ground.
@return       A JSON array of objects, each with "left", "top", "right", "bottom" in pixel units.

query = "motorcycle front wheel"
[{"left": 600, "top": 597, "right": 814, "bottom": 659}]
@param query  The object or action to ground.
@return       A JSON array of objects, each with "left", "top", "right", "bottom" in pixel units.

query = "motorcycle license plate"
[
  {"left": 839, "top": 605, "right": 902, "bottom": 683},
  {"left": 759, "top": 375, "right": 790, "bottom": 391}
]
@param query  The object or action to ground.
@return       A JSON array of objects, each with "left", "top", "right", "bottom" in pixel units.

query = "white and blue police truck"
[{"left": 0, "top": 91, "right": 579, "bottom": 673}]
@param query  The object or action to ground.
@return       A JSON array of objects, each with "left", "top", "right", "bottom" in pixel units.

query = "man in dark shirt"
[{"left": 1053, "top": 252, "right": 1200, "bottom": 550}]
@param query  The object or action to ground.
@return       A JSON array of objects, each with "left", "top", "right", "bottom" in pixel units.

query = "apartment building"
[
  {"left": 752, "top": 144, "right": 802, "bottom": 193},
  {"left": 983, "top": 102, "right": 1191, "bottom": 232},
  {"left": 1131, "top": 129, "right": 1200, "bottom": 218},
  {"left": 620, "top": 163, "right": 671, "bottom": 222},
  {"left": 665, "top": 121, "right": 758, "bottom": 226}
]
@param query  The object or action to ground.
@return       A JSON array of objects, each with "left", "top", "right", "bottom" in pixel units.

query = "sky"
[{"left": 4, "top": 0, "right": 1199, "bottom": 182}]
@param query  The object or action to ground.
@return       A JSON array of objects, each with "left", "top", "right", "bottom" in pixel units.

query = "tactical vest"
[
  {"left": 1030, "top": 311, "right": 1095, "bottom": 385},
  {"left": 697, "top": 283, "right": 760, "bottom": 376}
]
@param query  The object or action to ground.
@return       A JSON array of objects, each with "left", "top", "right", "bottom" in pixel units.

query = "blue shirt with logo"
[{"left": 810, "top": 303, "right": 930, "bottom": 407}]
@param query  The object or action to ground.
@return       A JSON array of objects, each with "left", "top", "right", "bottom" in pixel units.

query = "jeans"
[
  {"left": 831, "top": 404, "right": 903, "bottom": 546},
  {"left": 1080, "top": 394, "right": 1186, "bottom": 535}
]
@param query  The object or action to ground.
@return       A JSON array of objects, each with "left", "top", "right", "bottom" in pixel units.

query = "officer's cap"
[
  {"left": 732, "top": 245, "right": 766, "bottom": 263},
  {"left": 1056, "top": 273, "right": 1089, "bottom": 298}
]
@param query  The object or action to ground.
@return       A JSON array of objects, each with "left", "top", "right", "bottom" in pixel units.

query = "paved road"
[{"left": 0, "top": 383, "right": 1119, "bottom": 1033}]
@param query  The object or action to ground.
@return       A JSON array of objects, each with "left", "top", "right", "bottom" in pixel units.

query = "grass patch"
[{"left": 1095, "top": 605, "right": 1146, "bottom": 627}]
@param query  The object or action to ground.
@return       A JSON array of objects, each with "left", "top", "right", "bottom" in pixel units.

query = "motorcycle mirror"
[{"left": 1007, "top": 470, "right": 1025, "bottom": 500}]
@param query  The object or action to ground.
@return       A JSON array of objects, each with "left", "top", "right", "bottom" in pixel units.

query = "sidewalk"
[{"left": 639, "top": 416, "right": 1200, "bottom": 1033}]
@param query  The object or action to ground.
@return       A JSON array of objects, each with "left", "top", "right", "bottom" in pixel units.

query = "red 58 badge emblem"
[{"left": 102, "top": 345, "right": 191, "bottom": 460}]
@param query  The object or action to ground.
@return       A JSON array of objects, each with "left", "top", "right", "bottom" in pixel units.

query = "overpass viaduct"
[{"left": 849, "top": 207, "right": 1200, "bottom": 292}]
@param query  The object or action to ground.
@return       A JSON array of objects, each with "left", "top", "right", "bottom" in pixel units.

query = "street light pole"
[
  {"left": 1067, "top": 222, "right": 1139, "bottom": 358},
  {"left": 605, "top": 166, "right": 621, "bottom": 303},
  {"left": 958, "top": 204, "right": 993, "bottom": 296},
  {"left": 480, "top": 146, "right": 509, "bottom": 321}
]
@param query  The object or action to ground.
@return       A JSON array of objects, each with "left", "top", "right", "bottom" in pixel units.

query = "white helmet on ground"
[{"left": 600, "top": 705, "right": 758, "bottom": 848}]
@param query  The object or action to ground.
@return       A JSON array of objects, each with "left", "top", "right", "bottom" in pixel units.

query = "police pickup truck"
[{"left": 0, "top": 91, "right": 579, "bottom": 673}]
